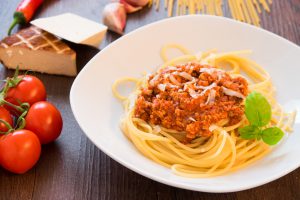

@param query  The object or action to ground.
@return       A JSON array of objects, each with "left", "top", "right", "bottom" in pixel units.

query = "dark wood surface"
[{"left": 0, "top": 0, "right": 299, "bottom": 199}]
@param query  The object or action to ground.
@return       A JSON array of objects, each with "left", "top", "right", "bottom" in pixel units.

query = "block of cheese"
[
  {"left": 31, "top": 13, "right": 107, "bottom": 48},
  {"left": 0, "top": 26, "right": 77, "bottom": 76}
]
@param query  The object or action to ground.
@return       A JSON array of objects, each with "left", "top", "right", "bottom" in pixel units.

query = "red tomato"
[
  {"left": 0, "top": 107, "right": 13, "bottom": 132},
  {"left": 5, "top": 75, "right": 46, "bottom": 113},
  {"left": 0, "top": 130, "right": 41, "bottom": 174},
  {"left": 25, "top": 101, "right": 63, "bottom": 144}
]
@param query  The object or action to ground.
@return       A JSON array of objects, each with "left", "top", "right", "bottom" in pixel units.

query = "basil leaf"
[
  {"left": 239, "top": 125, "right": 261, "bottom": 140},
  {"left": 261, "top": 127, "right": 284, "bottom": 145},
  {"left": 245, "top": 91, "right": 272, "bottom": 127}
]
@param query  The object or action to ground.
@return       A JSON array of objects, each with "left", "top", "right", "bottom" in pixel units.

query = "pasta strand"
[{"left": 153, "top": 0, "right": 272, "bottom": 26}]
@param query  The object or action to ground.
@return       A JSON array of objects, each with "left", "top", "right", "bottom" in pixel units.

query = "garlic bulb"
[
  {"left": 122, "top": 0, "right": 150, "bottom": 7},
  {"left": 103, "top": 3, "right": 127, "bottom": 34},
  {"left": 120, "top": 0, "right": 142, "bottom": 13}
]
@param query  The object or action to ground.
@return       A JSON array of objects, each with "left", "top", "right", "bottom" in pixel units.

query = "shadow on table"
[{"left": 66, "top": 42, "right": 100, "bottom": 73}]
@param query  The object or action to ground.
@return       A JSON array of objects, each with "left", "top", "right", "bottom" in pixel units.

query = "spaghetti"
[
  {"left": 112, "top": 44, "right": 296, "bottom": 177},
  {"left": 152, "top": 0, "right": 272, "bottom": 26}
]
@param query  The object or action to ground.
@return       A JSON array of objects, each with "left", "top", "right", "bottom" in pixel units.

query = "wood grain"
[{"left": 0, "top": 0, "right": 299, "bottom": 200}]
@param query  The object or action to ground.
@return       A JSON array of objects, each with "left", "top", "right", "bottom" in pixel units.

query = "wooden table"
[{"left": 0, "top": 0, "right": 299, "bottom": 199}]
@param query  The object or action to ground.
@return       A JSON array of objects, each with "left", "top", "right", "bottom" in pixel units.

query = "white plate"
[{"left": 70, "top": 15, "right": 300, "bottom": 193}]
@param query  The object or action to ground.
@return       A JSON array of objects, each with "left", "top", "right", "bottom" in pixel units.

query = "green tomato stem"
[
  {"left": 15, "top": 110, "right": 28, "bottom": 130},
  {"left": 0, "top": 119, "right": 13, "bottom": 135},
  {"left": 2, "top": 99, "right": 26, "bottom": 113}
]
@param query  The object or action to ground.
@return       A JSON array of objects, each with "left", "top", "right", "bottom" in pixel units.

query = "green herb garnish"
[{"left": 239, "top": 91, "right": 284, "bottom": 145}]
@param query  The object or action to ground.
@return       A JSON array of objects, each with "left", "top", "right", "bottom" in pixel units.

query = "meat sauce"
[{"left": 134, "top": 62, "right": 248, "bottom": 139}]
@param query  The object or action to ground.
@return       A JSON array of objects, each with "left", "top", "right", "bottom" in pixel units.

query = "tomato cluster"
[{"left": 0, "top": 72, "right": 63, "bottom": 174}]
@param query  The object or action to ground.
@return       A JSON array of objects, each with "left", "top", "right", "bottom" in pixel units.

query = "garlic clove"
[
  {"left": 102, "top": 3, "right": 127, "bottom": 35},
  {"left": 120, "top": 0, "right": 142, "bottom": 13},
  {"left": 122, "top": 0, "right": 150, "bottom": 7}
]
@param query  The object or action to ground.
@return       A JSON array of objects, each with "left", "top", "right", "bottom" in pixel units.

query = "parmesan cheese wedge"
[
  {"left": 0, "top": 26, "right": 77, "bottom": 76},
  {"left": 31, "top": 13, "right": 107, "bottom": 48}
]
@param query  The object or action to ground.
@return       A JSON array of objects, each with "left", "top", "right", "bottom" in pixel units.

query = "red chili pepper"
[{"left": 8, "top": 0, "right": 43, "bottom": 35}]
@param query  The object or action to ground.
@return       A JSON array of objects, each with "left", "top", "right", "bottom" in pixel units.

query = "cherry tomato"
[
  {"left": 25, "top": 101, "right": 63, "bottom": 144},
  {"left": 0, "top": 130, "right": 41, "bottom": 174},
  {"left": 5, "top": 75, "right": 46, "bottom": 114},
  {"left": 0, "top": 107, "right": 13, "bottom": 132}
]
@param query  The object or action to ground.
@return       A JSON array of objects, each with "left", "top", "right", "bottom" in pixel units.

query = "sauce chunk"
[{"left": 134, "top": 63, "right": 248, "bottom": 139}]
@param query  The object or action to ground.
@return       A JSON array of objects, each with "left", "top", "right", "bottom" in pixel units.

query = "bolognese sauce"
[{"left": 134, "top": 62, "right": 248, "bottom": 139}]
